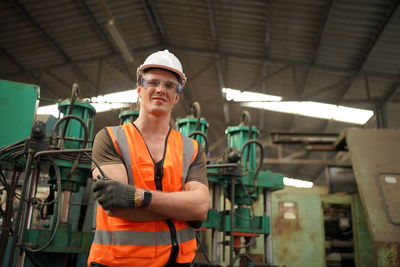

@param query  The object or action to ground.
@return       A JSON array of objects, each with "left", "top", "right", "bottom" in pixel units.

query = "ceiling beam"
[
  {"left": 77, "top": 0, "right": 116, "bottom": 53},
  {"left": 12, "top": 0, "right": 98, "bottom": 96},
  {"left": 0, "top": 44, "right": 159, "bottom": 78},
  {"left": 142, "top": 0, "right": 166, "bottom": 44},
  {"left": 315, "top": 0, "right": 400, "bottom": 133},
  {"left": 3, "top": 44, "right": 400, "bottom": 83},
  {"left": 206, "top": 0, "right": 229, "bottom": 124},
  {"left": 0, "top": 47, "right": 24, "bottom": 72},
  {"left": 167, "top": 45, "right": 400, "bottom": 83},
  {"left": 11, "top": 0, "right": 70, "bottom": 61},
  {"left": 293, "top": 0, "right": 399, "bottom": 177},
  {"left": 298, "top": 0, "right": 337, "bottom": 100},
  {"left": 0, "top": 46, "right": 61, "bottom": 99}
]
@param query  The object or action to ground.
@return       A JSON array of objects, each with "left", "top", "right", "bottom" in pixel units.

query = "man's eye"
[
  {"left": 164, "top": 82, "right": 175, "bottom": 89},
  {"left": 147, "top": 80, "right": 159, "bottom": 87}
]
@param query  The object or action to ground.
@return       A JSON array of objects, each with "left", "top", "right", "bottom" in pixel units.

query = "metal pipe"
[
  {"left": 211, "top": 184, "right": 221, "bottom": 263},
  {"left": 17, "top": 167, "right": 41, "bottom": 267},
  {"left": 25, "top": 168, "right": 41, "bottom": 230},
  {"left": 264, "top": 189, "right": 273, "bottom": 265},
  {"left": 207, "top": 163, "right": 239, "bottom": 169},
  {"left": 34, "top": 148, "right": 92, "bottom": 158},
  {"left": 60, "top": 191, "right": 71, "bottom": 222},
  {"left": 8, "top": 150, "right": 34, "bottom": 267},
  {"left": 229, "top": 176, "right": 235, "bottom": 266}
]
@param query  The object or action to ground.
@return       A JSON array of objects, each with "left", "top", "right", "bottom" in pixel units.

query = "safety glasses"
[{"left": 139, "top": 78, "right": 183, "bottom": 93}]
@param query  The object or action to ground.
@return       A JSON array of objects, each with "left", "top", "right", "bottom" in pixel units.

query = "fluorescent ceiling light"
[
  {"left": 283, "top": 177, "right": 313, "bottom": 188},
  {"left": 222, "top": 87, "right": 373, "bottom": 125},
  {"left": 242, "top": 101, "right": 373, "bottom": 125},
  {"left": 222, "top": 88, "right": 282, "bottom": 102},
  {"left": 37, "top": 89, "right": 137, "bottom": 117}
]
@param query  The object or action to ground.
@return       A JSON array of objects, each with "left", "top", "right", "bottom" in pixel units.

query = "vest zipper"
[{"left": 154, "top": 162, "right": 180, "bottom": 265}]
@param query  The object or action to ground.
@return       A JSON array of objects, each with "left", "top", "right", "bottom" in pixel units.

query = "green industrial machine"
[
  {"left": 270, "top": 129, "right": 400, "bottom": 267},
  {"left": 271, "top": 187, "right": 375, "bottom": 267},
  {"left": 119, "top": 109, "right": 139, "bottom": 124},
  {"left": 177, "top": 107, "right": 284, "bottom": 266},
  {"left": 176, "top": 102, "right": 209, "bottom": 149},
  {"left": 0, "top": 80, "right": 39, "bottom": 148},
  {"left": 339, "top": 129, "right": 400, "bottom": 266},
  {"left": 0, "top": 81, "right": 96, "bottom": 266}
]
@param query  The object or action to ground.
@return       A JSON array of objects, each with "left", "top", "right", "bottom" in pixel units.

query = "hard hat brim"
[{"left": 137, "top": 64, "right": 187, "bottom": 86}]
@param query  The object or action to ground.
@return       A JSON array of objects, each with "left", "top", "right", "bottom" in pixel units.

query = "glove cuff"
[{"left": 122, "top": 185, "right": 136, "bottom": 207}]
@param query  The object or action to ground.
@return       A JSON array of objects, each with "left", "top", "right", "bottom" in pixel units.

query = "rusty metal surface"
[
  {"left": 271, "top": 193, "right": 325, "bottom": 267},
  {"left": 345, "top": 129, "right": 400, "bottom": 243},
  {"left": 376, "top": 242, "right": 400, "bottom": 267}
]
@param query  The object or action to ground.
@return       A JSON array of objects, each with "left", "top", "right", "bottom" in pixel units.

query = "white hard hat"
[{"left": 137, "top": 49, "right": 187, "bottom": 91}]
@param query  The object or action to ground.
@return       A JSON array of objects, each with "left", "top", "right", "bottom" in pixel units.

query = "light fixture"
[
  {"left": 242, "top": 101, "right": 373, "bottom": 125},
  {"left": 283, "top": 177, "right": 313, "bottom": 188},
  {"left": 222, "top": 88, "right": 282, "bottom": 102},
  {"left": 222, "top": 88, "right": 374, "bottom": 125},
  {"left": 37, "top": 89, "right": 137, "bottom": 117}
]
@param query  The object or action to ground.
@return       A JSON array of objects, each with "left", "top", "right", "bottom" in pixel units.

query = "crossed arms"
[{"left": 92, "top": 164, "right": 210, "bottom": 222}]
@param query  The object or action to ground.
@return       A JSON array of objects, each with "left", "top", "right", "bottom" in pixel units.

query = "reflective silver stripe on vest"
[
  {"left": 181, "top": 135, "right": 195, "bottom": 189},
  {"left": 93, "top": 227, "right": 195, "bottom": 246},
  {"left": 109, "top": 126, "right": 134, "bottom": 185}
]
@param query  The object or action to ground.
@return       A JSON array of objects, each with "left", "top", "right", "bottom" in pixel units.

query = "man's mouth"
[{"left": 152, "top": 97, "right": 166, "bottom": 102}]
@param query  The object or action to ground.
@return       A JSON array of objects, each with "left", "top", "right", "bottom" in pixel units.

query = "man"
[{"left": 87, "top": 50, "right": 209, "bottom": 267}]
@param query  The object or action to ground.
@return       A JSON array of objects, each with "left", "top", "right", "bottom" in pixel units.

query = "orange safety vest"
[{"left": 87, "top": 123, "right": 199, "bottom": 267}]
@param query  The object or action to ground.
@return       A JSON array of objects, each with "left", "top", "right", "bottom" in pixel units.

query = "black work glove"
[{"left": 92, "top": 178, "right": 136, "bottom": 210}]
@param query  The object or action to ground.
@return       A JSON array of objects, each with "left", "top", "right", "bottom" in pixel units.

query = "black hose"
[
  {"left": 25, "top": 156, "right": 62, "bottom": 253},
  {"left": 34, "top": 149, "right": 92, "bottom": 158},
  {"left": 51, "top": 115, "right": 89, "bottom": 150},
  {"left": 60, "top": 83, "right": 80, "bottom": 147},
  {"left": 8, "top": 150, "right": 35, "bottom": 267},
  {"left": 84, "top": 152, "right": 107, "bottom": 179},
  {"left": 0, "top": 140, "right": 25, "bottom": 154},
  {"left": 189, "top": 131, "right": 209, "bottom": 155},
  {"left": 0, "top": 170, "right": 21, "bottom": 263},
  {"left": 51, "top": 115, "right": 90, "bottom": 177},
  {"left": 240, "top": 140, "right": 264, "bottom": 194}
]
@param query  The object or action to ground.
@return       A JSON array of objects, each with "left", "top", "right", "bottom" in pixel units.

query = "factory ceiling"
[{"left": 1, "top": 0, "right": 400, "bottom": 183}]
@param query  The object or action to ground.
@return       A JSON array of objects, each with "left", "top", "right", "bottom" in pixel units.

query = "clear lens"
[{"left": 141, "top": 78, "right": 180, "bottom": 91}]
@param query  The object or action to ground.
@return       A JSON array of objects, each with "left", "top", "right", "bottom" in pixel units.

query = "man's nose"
[{"left": 155, "top": 82, "right": 167, "bottom": 92}]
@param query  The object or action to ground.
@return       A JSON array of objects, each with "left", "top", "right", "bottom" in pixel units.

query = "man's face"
[{"left": 137, "top": 69, "right": 180, "bottom": 116}]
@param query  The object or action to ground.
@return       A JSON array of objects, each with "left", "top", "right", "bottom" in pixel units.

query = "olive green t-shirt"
[{"left": 91, "top": 128, "right": 208, "bottom": 186}]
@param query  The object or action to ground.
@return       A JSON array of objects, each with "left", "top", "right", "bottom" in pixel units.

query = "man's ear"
[{"left": 174, "top": 94, "right": 180, "bottom": 104}]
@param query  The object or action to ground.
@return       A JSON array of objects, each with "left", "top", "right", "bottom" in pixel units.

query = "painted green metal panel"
[
  {"left": 346, "top": 129, "right": 400, "bottom": 243},
  {"left": 176, "top": 117, "right": 209, "bottom": 146},
  {"left": 0, "top": 80, "right": 39, "bottom": 147},
  {"left": 119, "top": 109, "right": 139, "bottom": 124},
  {"left": 345, "top": 129, "right": 400, "bottom": 266},
  {"left": 352, "top": 195, "right": 374, "bottom": 267},
  {"left": 271, "top": 193, "right": 325, "bottom": 267}
]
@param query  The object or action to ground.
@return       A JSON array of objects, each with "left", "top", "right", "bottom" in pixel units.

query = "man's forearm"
[
  {"left": 106, "top": 207, "right": 167, "bottom": 222},
  {"left": 136, "top": 182, "right": 209, "bottom": 221}
]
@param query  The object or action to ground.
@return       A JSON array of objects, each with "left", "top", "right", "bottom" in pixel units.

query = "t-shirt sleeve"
[
  {"left": 91, "top": 128, "right": 123, "bottom": 171},
  {"left": 185, "top": 142, "right": 208, "bottom": 186}
]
